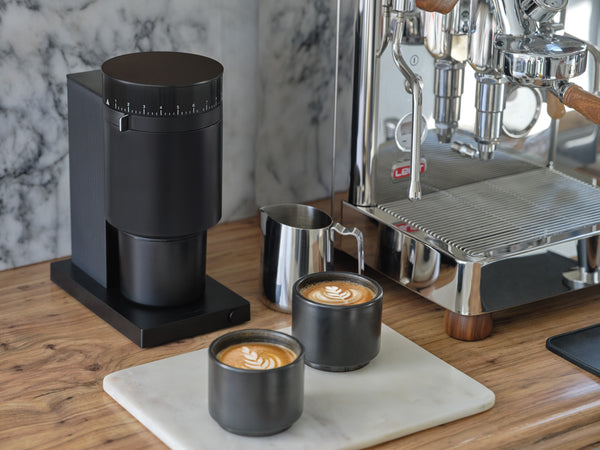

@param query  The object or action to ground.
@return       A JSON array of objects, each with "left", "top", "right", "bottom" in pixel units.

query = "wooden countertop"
[{"left": 2, "top": 209, "right": 600, "bottom": 448}]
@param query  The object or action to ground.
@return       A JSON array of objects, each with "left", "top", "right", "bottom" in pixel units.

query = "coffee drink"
[
  {"left": 217, "top": 342, "right": 297, "bottom": 370},
  {"left": 293, "top": 271, "right": 382, "bottom": 372},
  {"left": 209, "top": 329, "right": 304, "bottom": 435},
  {"left": 300, "top": 280, "right": 375, "bottom": 305}
]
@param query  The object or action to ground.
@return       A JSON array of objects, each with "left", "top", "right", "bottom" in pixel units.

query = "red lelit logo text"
[
  {"left": 395, "top": 222, "right": 419, "bottom": 233},
  {"left": 392, "top": 162, "right": 426, "bottom": 180}
]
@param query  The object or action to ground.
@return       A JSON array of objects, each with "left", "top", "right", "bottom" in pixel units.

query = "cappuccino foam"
[
  {"left": 301, "top": 280, "right": 375, "bottom": 305},
  {"left": 217, "top": 342, "right": 297, "bottom": 370}
]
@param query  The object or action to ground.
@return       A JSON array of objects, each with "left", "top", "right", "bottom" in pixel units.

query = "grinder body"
[{"left": 102, "top": 51, "right": 223, "bottom": 307}]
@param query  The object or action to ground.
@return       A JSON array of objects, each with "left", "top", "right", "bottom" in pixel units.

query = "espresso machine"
[
  {"left": 51, "top": 52, "right": 250, "bottom": 347},
  {"left": 338, "top": 0, "right": 600, "bottom": 339}
]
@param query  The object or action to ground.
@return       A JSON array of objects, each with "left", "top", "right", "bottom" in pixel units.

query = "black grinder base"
[
  {"left": 51, "top": 259, "right": 250, "bottom": 348},
  {"left": 53, "top": 58, "right": 251, "bottom": 348}
]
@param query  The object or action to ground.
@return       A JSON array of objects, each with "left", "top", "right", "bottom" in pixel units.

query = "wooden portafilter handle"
[
  {"left": 547, "top": 93, "right": 566, "bottom": 120},
  {"left": 561, "top": 84, "right": 600, "bottom": 126},
  {"left": 416, "top": 0, "right": 460, "bottom": 14}
]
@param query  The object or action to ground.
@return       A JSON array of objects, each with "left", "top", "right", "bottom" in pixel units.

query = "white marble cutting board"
[{"left": 103, "top": 325, "right": 494, "bottom": 449}]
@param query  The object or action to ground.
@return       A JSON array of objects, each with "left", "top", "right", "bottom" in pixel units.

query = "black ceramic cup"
[
  {"left": 292, "top": 271, "right": 383, "bottom": 372},
  {"left": 208, "top": 329, "right": 304, "bottom": 436}
]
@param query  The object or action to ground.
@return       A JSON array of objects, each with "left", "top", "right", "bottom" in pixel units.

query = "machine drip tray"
[{"left": 50, "top": 259, "right": 250, "bottom": 348}]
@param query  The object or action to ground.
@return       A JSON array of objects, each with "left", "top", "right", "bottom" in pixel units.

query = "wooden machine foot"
[{"left": 444, "top": 310, "right": 493, "bottom": 341}]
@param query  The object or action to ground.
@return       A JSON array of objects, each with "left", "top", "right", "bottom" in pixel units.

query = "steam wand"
[
  {"left": 381, "top": 0, "right": 458, "bottom": 200},
  {"left": 390, "top": 3, "right": 424, "bottom": 201}
]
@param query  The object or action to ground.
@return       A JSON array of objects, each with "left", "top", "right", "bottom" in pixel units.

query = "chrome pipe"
[
  {"left": 566, "top": 33, "right": 600, "bottom": 95},
  {"left": 490, "top": 0, "right": 530, "bottom": 36},
  {"left": 376, "top": 0, "right": 392, "bottom": 57},
  {"left": 474, "top": 72, "right": 507, "bottom": 159},
  {"left": 349, "top": 0, "right": 383, "bottom": 206},
  {"left": 547, "top": 118, "right": 559, "bottom": 167},
  {"left": 587, "top": 42, "right": 600, "bottom": 94},
  {"left": 434, "top": 58, "right": 465, "bottom": 143},
  {"left": 424, "top": 11, "right": 452, "bottom": 58},
  {"left": 392, "top": 13, "right": 423, "bottom": 200},
  {"left": 469, "top": 0, "right": 496, "bottom": 71}
]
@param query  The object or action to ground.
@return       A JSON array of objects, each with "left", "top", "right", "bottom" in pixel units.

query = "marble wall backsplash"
[
  {"left": 0, "top": 0, "right": 352, "bottom": 271},
  {"left": 256, "top": 0, "right": 354, "bottom": 206}
]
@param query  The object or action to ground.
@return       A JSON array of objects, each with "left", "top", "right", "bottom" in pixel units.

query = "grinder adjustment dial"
[{"left": 102, "top": 51, "right": 222, "bottom": 118}]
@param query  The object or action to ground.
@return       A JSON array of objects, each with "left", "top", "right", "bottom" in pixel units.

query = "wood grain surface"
[
  {"left": 416, "top": 0, "right": 460, "bottom": 14},
  {"left": 1, "top": 204, "right": 600, "bottom": 448},
  {"left": 563, "top": 85, "right": 600, "bottom": 126},
  {"left": 547, "top": 93, "right": 566, "bottom": 120},
  {"left": 444, "top": 310, "right": 493, "bottom": 341}
]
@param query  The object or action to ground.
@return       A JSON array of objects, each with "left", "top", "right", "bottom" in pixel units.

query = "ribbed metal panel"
[{"left": 380, "top": 168, "right": 600, "bottom": 257}]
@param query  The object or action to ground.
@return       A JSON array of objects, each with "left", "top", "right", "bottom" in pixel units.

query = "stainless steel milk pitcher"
[{"left": 260, "top": 203, "right": 364, "bottom": 313}]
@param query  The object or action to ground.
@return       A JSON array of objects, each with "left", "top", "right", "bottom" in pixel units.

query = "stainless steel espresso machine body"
[
  {"left": 339, "top": 0, "right": 600, "bottom": 337},
  {"left": 51, "top": 52, "right": 250, "bottom": 347}
]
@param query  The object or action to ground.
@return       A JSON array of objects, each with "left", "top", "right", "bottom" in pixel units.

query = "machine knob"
[{"left": 520, "top": 0, "right": 567, "bottom": 22}]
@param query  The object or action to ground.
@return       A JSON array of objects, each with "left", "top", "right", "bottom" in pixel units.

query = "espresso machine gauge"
[{"left": 51, "top": 52, "right": 250, "bottom": 347}]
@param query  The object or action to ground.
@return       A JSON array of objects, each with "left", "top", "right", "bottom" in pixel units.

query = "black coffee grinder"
[{"left": 51, "top": 52, "right": 250, "bottom": 347}]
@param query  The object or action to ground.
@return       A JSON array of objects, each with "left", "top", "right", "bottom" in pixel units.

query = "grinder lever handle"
[
  {"left": 561, "top": 84, "right": 600, "bottom": 126},
  {"left": 416, "top": 0, "right": 460, "bottom": 14}
]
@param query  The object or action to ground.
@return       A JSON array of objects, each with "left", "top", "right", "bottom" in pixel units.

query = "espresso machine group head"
[
  {"left": 339, "top": 0, "right": 600, "bottom": 340},
  {"left": 51, "top": 52, "right": 250, "bottom": 347}
]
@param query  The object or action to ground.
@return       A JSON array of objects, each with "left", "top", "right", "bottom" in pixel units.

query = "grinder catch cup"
[{"left": 260, "top": 203, "right": 364, "bottom": 313}]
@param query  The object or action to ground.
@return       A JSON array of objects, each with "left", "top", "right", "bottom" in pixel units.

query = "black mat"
[{"left": 546, "top": 324, "right": 600, "bottom": 377}]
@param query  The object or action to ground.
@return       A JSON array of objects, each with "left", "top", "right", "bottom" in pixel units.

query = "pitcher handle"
[{"left": 329, "top": 223, "right": 365, "bottom": 275}]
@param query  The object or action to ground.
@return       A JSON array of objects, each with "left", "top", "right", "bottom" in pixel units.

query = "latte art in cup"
[
  {"left": 300, "top": 280, "right": 375, "bottom": 305},
  {"left": 217, "top": 342, "right": 297, "bottom": 370}
]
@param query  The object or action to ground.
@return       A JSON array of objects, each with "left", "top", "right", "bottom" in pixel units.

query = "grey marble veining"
[
  {"left": 0, "top": 0, "right": 259, "bottom": 270},
  {"left": 255, "top": 0, "right": 354, "bottom": 208},
  {"left": 0, "top": 0, "right": 355, "bottom": 271}
]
